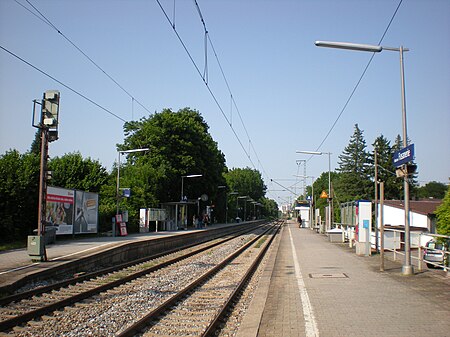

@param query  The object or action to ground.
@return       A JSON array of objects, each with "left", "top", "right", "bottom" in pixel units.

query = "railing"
[
  {"left": 316, "top": 221, "right": 356, "bottom": 248},
  {"left": 314, "top": 223, "right": 449, "bottom": 272},
  {"left": 384, "top": 229, "right": 450, "bottom": 272},
  {"left": 372, "top": 228, "right": 449, "bottom": 272}
]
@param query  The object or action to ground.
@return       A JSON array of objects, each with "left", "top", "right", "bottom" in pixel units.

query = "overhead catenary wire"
[
  {"left": 0, "top": 44, "right": 127, "bottom": 123},
  {"left": 18, "top": 0, "right": 153, "bottom": 118},
  {"left": 191, "top": 0, "right": 271, "bottom": 181},
  {"left": 313, "top": 0, "right": 404, "bottom": 152},
  {"left": 312, "top": 0, "right": 404, "bottom": 154},
  {"left": 155, "top": 0, "right": 258, "bottom": 170}
]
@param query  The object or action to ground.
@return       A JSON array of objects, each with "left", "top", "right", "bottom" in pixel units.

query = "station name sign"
[{"left": 392, "top": 144, "right": 414, "bottom": 167}]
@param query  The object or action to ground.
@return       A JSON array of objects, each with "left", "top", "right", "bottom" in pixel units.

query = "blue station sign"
[{"left": 392, "top": 144, "right": 414, "bottom": 167}]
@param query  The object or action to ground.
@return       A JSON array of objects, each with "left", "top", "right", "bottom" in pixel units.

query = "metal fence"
[
  {"left": 317, "top": 222, "right": 449, "bottom": 272},
  {"left": 380, "top": 228, "right": 449, "bottom": 272}
]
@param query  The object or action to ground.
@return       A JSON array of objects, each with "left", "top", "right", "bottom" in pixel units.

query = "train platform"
[
  {"left": 0, "top": 222, "right": 230, "bottom": 292},
  {"left": 238, "top": 220, "right": 450, "bottom": 337}
]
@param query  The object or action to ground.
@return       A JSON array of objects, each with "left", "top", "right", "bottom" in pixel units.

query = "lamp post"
[
  {"left": 246, "top": 197, "right": 254, "bottom": 221},
  {"left": 180, "top": 174, "right": 202, "bottom": 201},
  {"left": 217, "top": 185, "right": 227, "bottom": 223},
  {"left": 297, "top": 151, "right": 332, "bottom": 230},
  {"left": 295, "top": 175, "right": 315, "bottom": 228},
  {"left": 237, "top": 196, "right": 248, "bottom": 222},
  {"left": 315, "top": 40, "right": 413, "bottom": 276},
  {"left": 251, "top": 201, "right": 258, "bottom": 220},
  {"left": 227, "top": 192, "right": 238, "bottom": 224},
  {"left": 179, "top": 174, "right": 202, "bottom": 230},
  {"left": 116, "top": 148, "right": 149, "bottom": 237}
]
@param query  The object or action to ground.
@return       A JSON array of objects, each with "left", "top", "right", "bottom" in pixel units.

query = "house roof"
[{"left": 383, "top": 199, "right": 442, "bottom": 216}]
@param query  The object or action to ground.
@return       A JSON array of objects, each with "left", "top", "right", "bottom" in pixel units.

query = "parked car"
[{"left": 423, "top": 240, "right": 448, "bottom": 269}]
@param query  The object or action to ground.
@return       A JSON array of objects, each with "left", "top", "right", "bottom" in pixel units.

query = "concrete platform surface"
[
  {"left": 239, "top": 220, "right": 450, "bottom": 337},
  {"left": 0, "top": 224, "right": 224, "bottom": 290}
]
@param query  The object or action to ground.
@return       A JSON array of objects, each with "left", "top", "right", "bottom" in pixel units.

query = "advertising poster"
[
  {"left": 74, "top": 190, "right": 99, "bottom": 234},
  {"left": 46, "top": 186, "right": 75, "bottom": 235}
]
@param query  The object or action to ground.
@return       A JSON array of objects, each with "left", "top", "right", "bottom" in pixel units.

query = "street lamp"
[
  {"left": 251, "top": 201, "right": 258, "bottom": 220},
  {"left": 295, "top": 175, "right": 315, "bottom": 228},
  {"left": 217, "top": 186, "right": 227, "bottom": 223},
  {"left": 315, "top": 40, "right": 413, "bottom": 276},
  {"left": 246, "top": 197, "right": 254, "bottom": 221},
  {"left": 297, "top": 150, "right": 332, "bottom": 231},
  {"left": 227, "top": 191, "right": 238, "bottom": 224},
  {"left": 180, "top": 174, "right": 203, "bottom": 201},
  {"left": 116, "top": 147, "right": 149, "bottom": 237},
  {"left": 237, "top": 196, "right": 248, "bottom": 222}
]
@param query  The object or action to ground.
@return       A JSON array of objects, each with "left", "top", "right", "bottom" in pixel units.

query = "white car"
[{"left": 423, "top": 240, "right": 448, "bottom": 269}]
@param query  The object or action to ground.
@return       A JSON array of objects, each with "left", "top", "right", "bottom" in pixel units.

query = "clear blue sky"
[{"left": 1, "top": 0, "right": 449, "bottom": 207}]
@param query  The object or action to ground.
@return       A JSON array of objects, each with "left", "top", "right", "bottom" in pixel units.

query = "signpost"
[
  {"left": 392, "top": 144, "right": 414, "bottom": 167},
  {"left": 320, "top": 190, "right": 328, "bottom": 199}
]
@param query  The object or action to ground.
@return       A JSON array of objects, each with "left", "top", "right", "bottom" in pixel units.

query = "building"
[{"left": 379, "top": 199, "right": 442, "bottom": 233}]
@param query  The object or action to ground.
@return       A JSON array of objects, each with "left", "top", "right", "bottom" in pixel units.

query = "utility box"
[
  {"left": 328, "top": 228, "right": 344, "bottom": 243},
  {"left": 27, "top": 235, "right": 45, "bottom": 258}
]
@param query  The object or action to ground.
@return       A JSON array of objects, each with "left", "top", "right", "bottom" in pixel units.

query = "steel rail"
[
  {"left": 203, "top": 220, "right": 282, "bottom": 336},
  {"left": 0, "top": 223, "right": 265, "bottom": 332},
  {"left": 117, "top": 221, "right": 279, "bottom": 337},
  {"left": 0, "top": 222, "right": 261, "bottom": 306}
]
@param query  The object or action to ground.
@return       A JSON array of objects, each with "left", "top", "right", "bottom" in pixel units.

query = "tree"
[
  {"left": 30, "top": 131, "right": 41, "bottom": 155},
  {"left": 223, "top": 167, "right": 267, "bottom": 221},
  {"left": 311, "top": 171, "right": 342, "bottom": 223},
  {"left": 337, "top": 124, "right": 372, "bottom": 201},
  {"left": 117, "top": 108, "right": 227, "bottom": 226},
  {"left": 224, "top": 167, "right": 266, "bottom": 201},
  {"left": 415, "top": 181, "right": 447, "bottom": 200},
  {"left": 0, "top": 150, "right": 40, "bottom": 242},
  {"left": 435, "top": 187, "right": 450, "bottom": 236},
  {"left": 392, "top": 134, "right": 419, "bottom": 198},
  {"left": 372, "top": 135, "right": 400, "bottom": 200},
  {"left": 49, "top": 152, "right": 108, "bottom": 193},
  {"left": 260, "top": 197, "right": 278, "bottom": 218}
]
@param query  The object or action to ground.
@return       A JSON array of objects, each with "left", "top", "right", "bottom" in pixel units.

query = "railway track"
[
  {"left": 0, "top": 221, "right": 279, "bottom": 336},
  {"left": 127, "top": 220, "right": 281, "bottom": 337}
]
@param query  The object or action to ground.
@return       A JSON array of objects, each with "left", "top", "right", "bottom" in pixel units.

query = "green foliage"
[
  {"left": 415, "top": 181, "right": 447, "bottom": 200},
  {"left": 116, "top": 108, "right": 227, "bottom": 226},
  {"left": 0, "top": 150, "right": 40, "bottom": 242},
  {"left": 224, "top": 167, "right": 266, "bottom": 201},
  {"left": 223, "top": 167, "right": 267, "bottom": 221},
  {"left": 372, "top": 135, "right": 402, "bottom": 200},
  {"left": 337, "top": 124, "right": 372, "bottom": 201},
  {"left": 30, "top": 131, "right": 41, "bottom": 155},
  {"left": 309, "top": 171, "right": 341, "bottom": 222},
  {"left": 49, "top": 152, "right": 108, "bottom": 192},
  {"left": 120, "top": 108, "right": 226, "bottom": 203},
  {"left": 435, "top": 187, "right": 450, "bottom": 236},
  {"left": 260, "top": 197, "right": 278, "bottom": 218},
  {"left": 392, "top": 134, "right": 419, "bottom": 196}
]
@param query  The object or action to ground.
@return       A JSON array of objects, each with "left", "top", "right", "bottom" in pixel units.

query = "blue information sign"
[{"left": 392, "top": 144, "right": 414, "bottom": 167}]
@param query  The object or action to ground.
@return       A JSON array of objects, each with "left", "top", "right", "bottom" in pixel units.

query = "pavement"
[
  {"left": 1, "top": 220, "right": 449, "bottom": 336},
  {"left": 238, "top": 220, "right": 450, "bottom": 337}
]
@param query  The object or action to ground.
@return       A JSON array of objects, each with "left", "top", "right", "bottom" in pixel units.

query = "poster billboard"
[
  {"left": 46, "top": 187, "right": 98, "bottom": 235},
  {"left": 74, "top": 190, "right": 98, "bottom": 234},
  {"left": 46, "top": 186, "right": 75, "bottom": 235}
]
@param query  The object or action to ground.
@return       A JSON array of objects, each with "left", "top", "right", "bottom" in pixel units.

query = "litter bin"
[{"left": 33, "top": 226, "right": 57, "bottom": 244}]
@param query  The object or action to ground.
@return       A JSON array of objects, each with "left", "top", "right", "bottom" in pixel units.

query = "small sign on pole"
[
  {"left": 320, "top": 190, "right": 328, "bottom": 199},
  {"left": 392, "top": 144, "right": 414, "bottom": 167}
]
